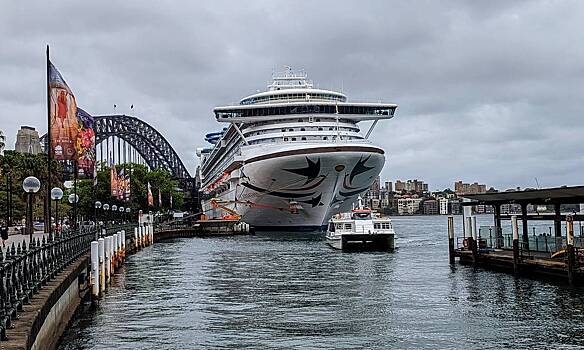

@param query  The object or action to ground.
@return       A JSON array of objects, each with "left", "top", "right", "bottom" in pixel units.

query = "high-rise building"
[
  {"left": 395, "top": 179, "right": 428, "bottom": 194},
  {"left": 423, "top": 199, "right": 439, "bottom": 215},
  {"left": 363, "top": 176, "right": 381, "bottom": 208},
  {"left": 439, "top": 198, "right": 449, "bottom": 215},
  {"left": 15, "top": 126, "right": 42, "bottom": 154},
  {"left": 384, "top": 181, "right": 393, "bottom": 193},
  {"left": 397, "top": 197, "right": 423, "bottom": 215},
  {"left": 454, "top": 181, "right": 487, "bottom": 195}
]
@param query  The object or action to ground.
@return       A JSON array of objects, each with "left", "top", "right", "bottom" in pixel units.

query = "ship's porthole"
[{"left": 335, "top": 164, "right": 345, "bottom": 172}]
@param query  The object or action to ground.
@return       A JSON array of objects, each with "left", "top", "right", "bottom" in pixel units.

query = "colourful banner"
[
  {"left": 75, "top": 108, "right": 95, "bottom": 178},
  {"left": 111, "top": 165, "right": 130, "bottom": 201},
  {"left": 49, "top": 61, "right": 78, "bottom": 160},
  {"left": 147, "top": 182, "right": 154, "bottom": 206}
]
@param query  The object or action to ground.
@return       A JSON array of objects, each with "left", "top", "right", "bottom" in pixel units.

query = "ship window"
[
  {"left": 301, "top": 137, "right": 306, "bottom": 141},
  {"left": 300, "top": 128, "right": 305, "bottom": 131},
  {"left": 291, "top": 137, "right": 296, "bottom": 141},
  {"left": 289, "top": 128, "right": 294, "bottom": 132},
  {"left": 344, "top": 223, "right": 352, "bottom": 230},
  {"left": 329, "top": 127, "right": 334, "bottom": 131},
  {"left": 316, "top": 118, "right": 321, "bottom": 122},
  {"left": 281, "top": 128, "right": 286, "bottom": 132},
  {"left": 298, "top": 119, "right": 303, "bottom": 122},
  {"left": 284, "top": 137, "right": 289, "bottom": 141},
  {"left": 318, "top": 127, "right": 323, "bottom": 131},
  {"left": 323, "top": 137, "right": 327, "bottom": 140},
  {"left": 374, "top": 223, "right": 381, "bottom": 229}
]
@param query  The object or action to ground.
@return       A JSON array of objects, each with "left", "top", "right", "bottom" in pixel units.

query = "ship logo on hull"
[{"left": 283, "top": 157, "right": 321, "bottom": 184}]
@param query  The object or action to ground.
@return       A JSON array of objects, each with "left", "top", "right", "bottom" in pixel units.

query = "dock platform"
[{"left": 448, "top": 185, "right": 584, "bottom": 285}]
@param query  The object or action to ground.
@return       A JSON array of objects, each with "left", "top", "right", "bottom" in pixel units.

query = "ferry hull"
[{"left": 202, "top": 147, "right": 384, "bottom": 230}]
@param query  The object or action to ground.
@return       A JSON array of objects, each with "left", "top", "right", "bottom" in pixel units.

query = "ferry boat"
[
  {"left": 325, "top": 197, "right": 395, "bottom": 250},
  {"left": 196, "top": 68, "right": 397, "bottom": 230}
]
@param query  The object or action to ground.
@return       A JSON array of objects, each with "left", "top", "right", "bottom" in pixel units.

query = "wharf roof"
[{"left": 462, "top": 185, "right": 584, "bottom": 205}]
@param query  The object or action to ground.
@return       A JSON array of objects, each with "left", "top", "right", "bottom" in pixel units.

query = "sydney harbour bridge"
[{"left": 41, "top": 114, "right": 198, "bottom": 208}]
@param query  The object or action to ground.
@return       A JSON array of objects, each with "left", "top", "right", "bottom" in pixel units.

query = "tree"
[{"left": 0, "top": 130, "right": 5, "bottom": 154}]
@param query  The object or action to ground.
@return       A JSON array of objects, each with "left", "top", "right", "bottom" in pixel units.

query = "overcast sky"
[{"left": 1, "top": 0, "right": 583, "bottom": 191}]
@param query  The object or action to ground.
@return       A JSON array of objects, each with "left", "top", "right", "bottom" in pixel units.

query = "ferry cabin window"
[
  {"left": 374, "top": 223, "right": 381, "bottom": 229},
  {"left": 301, "top": 137, "right": 306, "bottom": 141},
  {"left": 291, "top": 137, "right": 296, "bottom": 141},
  {"left": 352, "top": 212, "right": 371, "bottom": 220},
  {"left": 382, "top": 222, "right": 391, "bottom": 229},
  {"left": 344, "top": 223, "right": 352, "bottom": 230}
]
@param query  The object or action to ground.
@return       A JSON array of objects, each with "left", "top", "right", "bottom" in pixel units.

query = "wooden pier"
[{"left": 448, "top": 186, "right": 584, "bottom": 285}]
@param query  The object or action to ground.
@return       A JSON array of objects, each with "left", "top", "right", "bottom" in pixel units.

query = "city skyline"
[{"left": 1, "top": 1, "right": 584, "bottom": 190}]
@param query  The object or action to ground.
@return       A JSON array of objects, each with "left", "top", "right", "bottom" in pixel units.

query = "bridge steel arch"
[{"left": 94, "top": 115, "right": 191, "bottom": 179}]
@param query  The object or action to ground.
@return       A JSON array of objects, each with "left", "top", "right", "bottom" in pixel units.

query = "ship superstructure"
[{"left": 196, "top": 68, "right": 397, "bottom": 230}]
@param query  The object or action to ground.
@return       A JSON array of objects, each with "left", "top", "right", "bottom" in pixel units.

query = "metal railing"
[
  {"left": 474, "top": 225, "right": 584, "bottom": 254},
  {"left": 0, "top": 224, "right": 135, "bottom": 341}
]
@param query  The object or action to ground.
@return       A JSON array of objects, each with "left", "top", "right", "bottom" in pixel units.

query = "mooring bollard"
[
  {"left": 98, "top": 238, "right": 105, "bottom": 295},
  {"left": 105, "top": 236, "right": 111, "bottom": 284},
  {"left": 91, "top": 241, "right": 99, "bottom": 299},
  {"left": 567, "top": 215, "right": 576, "bottom": 286},
  {"left": 112, "top": 233, "right": 118, "bottom": 269},
  {"left": 448, "top": 216, "right": 455, "bottom": 264},
  {"left": 134, "top": 227, "right": 139, "bottom": 251},
  {"left": 121, "top": 230, "right": 126, "bottom": 261},
  {"left": 512, "top": 215, "right": 520, "bottom": 275},
  {"left": 109, "top": 235, "right": 115, "bottom": 274}
]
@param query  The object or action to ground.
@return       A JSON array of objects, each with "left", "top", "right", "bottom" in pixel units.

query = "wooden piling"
[
  {"left": 448, "top": 215, "right": 455, "bottom": 264},
  {"left": 567, "top": 215, "right": 575, "bottom": 286},
  {"left": 511, "top": 215, "right": 520, "bottom": 275}
]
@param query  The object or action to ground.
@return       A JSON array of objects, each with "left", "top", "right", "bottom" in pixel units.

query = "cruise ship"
[{"left": 196, "top": 68, "right": 397, "bottom": 230}]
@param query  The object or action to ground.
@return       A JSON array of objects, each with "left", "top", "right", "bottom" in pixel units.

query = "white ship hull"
[{"left": 202, "top": 143, "right": 385, "bottom": 230}]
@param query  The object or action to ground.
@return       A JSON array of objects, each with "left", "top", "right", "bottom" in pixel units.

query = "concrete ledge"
[{"left": 2, "top": 254, "right": 89, "bottom": 350}]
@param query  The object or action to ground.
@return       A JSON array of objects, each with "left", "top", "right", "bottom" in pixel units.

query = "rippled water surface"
[{"left": 59, "top": 216, "right": 584, "bottom": 349}]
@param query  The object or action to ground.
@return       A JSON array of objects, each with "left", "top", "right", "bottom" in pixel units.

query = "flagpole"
[{"left": 46, "top": 45, "right": 52, "bottom": 236}]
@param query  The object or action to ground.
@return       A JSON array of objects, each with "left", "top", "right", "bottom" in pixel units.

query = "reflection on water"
[{"left": 59, "top": 216, "right": 584, "bottom": 350}]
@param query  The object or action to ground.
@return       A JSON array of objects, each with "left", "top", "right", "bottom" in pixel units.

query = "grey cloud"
[{"left": 1, "top": 0, "right": 583, "bottom": 191}]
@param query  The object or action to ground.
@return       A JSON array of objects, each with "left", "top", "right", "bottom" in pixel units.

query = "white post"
[
  {"left": 567, "top": 216, "right": 574, "bottom": 246},
  {"left": 105, "top": 236, "right": 111, "bottom": 284},
  {"left": 134, "top": 227, "right": 138, "bottom": 250},
  {"left": 91, "top": 241, "right": 99, "bottom": 299},
  {"left": 465, "top": 217, "right": 472, "bottom": 238},
  {"left": 121, "top": 230, "right": 126, "bottom": 260},
  {"left": 149, "top": 224, "right": 154, "bottom": 245},
  {"left": 109, "top": 235, "right": 115, "bottom": 274},
  {"left": 511, "top": 215, "right": 519, "bottom": 241},
  {"left": 112, "top": 233, "right": 118, "bottom": 269},
  {"left": 98, "top": 238, "right": 105, "bottom": 294},
  {"left": 471, "top": 216, "right": 478, "bottom": 240}
]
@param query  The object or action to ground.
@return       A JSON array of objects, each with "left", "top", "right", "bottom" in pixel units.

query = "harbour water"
[{"left": 59, "top": 215, "right": 584, "bottom": 349}]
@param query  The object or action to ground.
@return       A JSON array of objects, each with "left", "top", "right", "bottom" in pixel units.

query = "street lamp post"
[
  {"left": 119, "top": 206, "right": 124, "bottom": 224},
  {"left": 68, "top": 193, "right": 79, "bottom": 232},
  {"left": 103, "top": 204, "right": 110, "bottom": 228},
  {"left": 22, "top": 176, "right": 41, "bottom": 243},
  {"left": 95, "top": 201, "right": 102, "bottom": 241},
  {"left": 50, "top": 187, "right": 63, "bottom": 240},
  {"left": 112, "top": 205, "right": 118, "bottom": 225}
]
